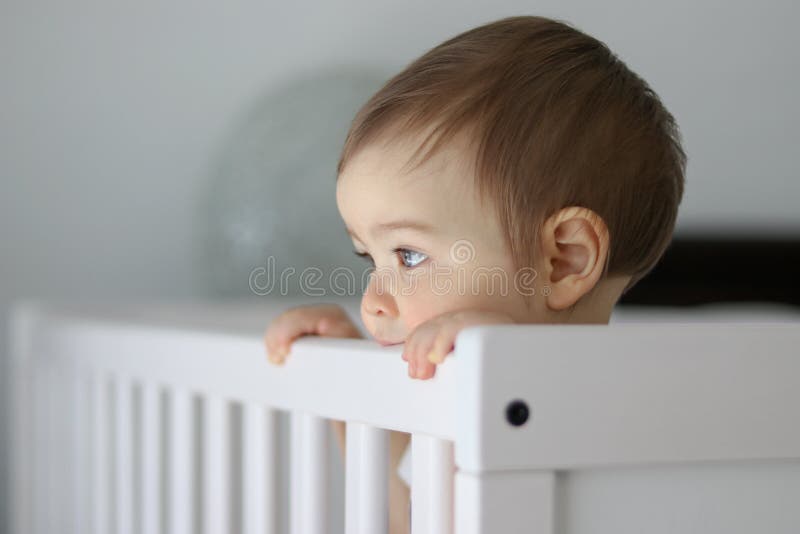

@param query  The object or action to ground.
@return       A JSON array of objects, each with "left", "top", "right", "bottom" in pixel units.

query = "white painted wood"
[
  {"left": 289, "top": 412, "right": 302, "bottom": 534},
  {"left": 411, "top": 435, "right": 454, "bottom": 534},
  {"left": 114, "top": 377, "right": 134, "bottom": 534},
  {"left": 290, "top": 412, "right": 329, "bottom": 534},
  {"left": 72, "top": 365, "right": 89, "bottom": 534},
  {"left": 53, "top": 362, "right": 71, "bottom": 534},
  {"left": 91, "top": 373, "right": 109, "bottom": 534},
  {"left": 454, "top": 323, "right": 800, "bottom": 472},
  {"left": 11, "top": 302, "right": 800, "bottom": 534},
  {"left": 454, "top": 470, "right": 556, "bottom": 534},
  {"left": 242, "top": 404, "right": 278, "bottom": 534},
  {"left": 57, "top": 361, "right": 74, "bottom": 534},
  {"left": 169, "top": 389, "right": 194, "bottom": 534},
  {"left": 32, "top": 358, "right": 49, "bottom": 534},
  {"left": 45, "top": 360, "right": 62, "bottom": 534},
  {"left": 44, "top": 359, "right": 72, "bottom": 534},
  {"left": 9, "top": 305, "right": 35, "bottom": 534},
  {"left": 345, "top": 422, "right": 389, "bottom": 534},
  {"left": 203, "top": 396, "right": 231, "bottom": 533},
  {"left": 140, "top": 383, "right": 161, "bottom": 534},
  {"left": 39, "top": 316, "right": 456, "bottom": 439},
  {"left": 559, "top": 461, "right": 800, "bottom": 534}
]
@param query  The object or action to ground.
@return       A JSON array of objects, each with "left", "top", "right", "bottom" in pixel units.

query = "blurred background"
[{"left": 1, "top": 1, "right": 798, "bottom": 532}]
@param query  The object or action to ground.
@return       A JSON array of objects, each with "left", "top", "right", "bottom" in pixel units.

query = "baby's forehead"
[
  {"left": 338, "top": 133, "right": 475, "bottom": 196},
  {"left": 337, "top": 157, "right": 474, "bottom": 226},
  {"left": 338, "top": 174, "right": 488, "bottom": 248}
]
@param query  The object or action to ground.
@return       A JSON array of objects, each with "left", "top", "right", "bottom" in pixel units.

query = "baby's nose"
[
  {"left": 362, "top": 276, "right": 399, "bottom": 318},
  {"left": 362, "top": 296, "right": 398, "bottom": 317}
]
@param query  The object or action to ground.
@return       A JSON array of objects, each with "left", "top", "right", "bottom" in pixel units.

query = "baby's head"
[{"left": 335, "top": 16, "right": 686, "bottom": 345}]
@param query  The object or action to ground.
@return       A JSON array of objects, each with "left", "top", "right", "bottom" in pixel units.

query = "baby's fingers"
[
  {"left": 317, "top": 317, "right": 361, "bottom": 338},
  {"left": 405, "top": 328, "right": 439, "bottom": 380},
  {"left": 412, "top": 326, "right": 458, "bottom": 379},
  {"left": 426, "top": 323, "right": 458, "bottom": 365},
  {"left": 264, "top": 312, "right": 319, "bottom": 363},
  {"left": 413, "top": 357, "right": 437, "bottom": 380},
  {"left": 264, "top": 305, "right": 361, "bottom": 365}
]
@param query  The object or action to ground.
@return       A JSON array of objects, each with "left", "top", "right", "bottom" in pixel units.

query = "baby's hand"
[
  {"left": 401, "top": 309, "right": 514, "bottom": 380},
  {"left": 264, "top": 303, "right": 362, "bottom": 364}
]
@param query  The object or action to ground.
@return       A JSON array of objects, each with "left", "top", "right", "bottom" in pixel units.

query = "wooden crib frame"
[{"left": 8, "top": 300, "right": 800, "bottom": 534}]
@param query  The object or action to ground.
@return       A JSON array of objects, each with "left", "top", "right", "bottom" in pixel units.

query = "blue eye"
[{"left": 395, "top": 248, "right": 428, "bottom": 269}]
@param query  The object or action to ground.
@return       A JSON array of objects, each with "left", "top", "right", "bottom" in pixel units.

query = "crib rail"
[
  {"left": 10, "top": 301, "right": 459, "bottom": 534},
  {"left": 8, "top": 300, "right": 800, "bottom": 534}
]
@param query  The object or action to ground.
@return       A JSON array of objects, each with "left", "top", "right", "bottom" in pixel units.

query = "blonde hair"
[{"left": 337, "top": 15, "right": 686, "bottom": 292}]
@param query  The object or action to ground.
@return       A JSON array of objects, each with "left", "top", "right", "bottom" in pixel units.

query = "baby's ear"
[{"left": 540, "top": 207, "right": 610, "bottom": 310}]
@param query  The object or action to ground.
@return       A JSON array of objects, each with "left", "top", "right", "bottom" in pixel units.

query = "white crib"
[{"left": 8, "top": 298, "right": 800, "bottom": 534}]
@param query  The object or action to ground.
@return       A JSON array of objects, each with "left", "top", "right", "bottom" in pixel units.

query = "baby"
[{"left": 264, "top": 14, "right": 685, "bottom": 533}]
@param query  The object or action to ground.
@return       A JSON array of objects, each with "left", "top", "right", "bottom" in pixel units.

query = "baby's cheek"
[
  {"left": 401, "top": 308, "right": 434, "bottom": 334},
  {"left": 359, "top": 304, "right": 376, "bottom": 335},
  {"left": 395, "top": 293, "right": 428, "bottom": 330},
  {"left": 398, "top": 292, "right": 466, "bottom": 332}
]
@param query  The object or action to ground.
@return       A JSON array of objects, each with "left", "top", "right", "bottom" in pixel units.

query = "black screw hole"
[{"left": 505, "top": 399, "right": 530, "bottom": 427}]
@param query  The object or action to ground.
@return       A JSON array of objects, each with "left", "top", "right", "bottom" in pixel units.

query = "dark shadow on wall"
[{"left": 619, "top": 236, "right": 800, "bottom": 307}]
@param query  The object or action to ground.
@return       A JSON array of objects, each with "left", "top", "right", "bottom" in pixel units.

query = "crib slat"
[
  {"left": 72, "top": 366, "right": 90, "bottom": 534},
  {"left": 141, "top": 383, "right": 161, "bottom": 534},
  {"left": 411, "top": 435, "right": 454, "bottom": 534},
  {"left": 114, "top": 377, "right": 134, "bottom": 534},
  {"left": 45, "top": 361, "right": 61, "bottom": 534},
  {"left": 29, "top": 359, "right": 40, "bottom": 534},
  {"left": 203, "top": 396, "right": 231, "bottom": 533},
  {"left": 92, "top": 373, "right": 110, "bottom": 534},
  {"left": 242, "top": 404, "right": 278, "bottom": 534},
  {"left": 345, "top": 422, "right": 389, "bottom": 534},
  {"left": 58, "top": 363, "right": 75, "bottom": 534},
  {"left": 31, "top": 360, "right": 45, "bottom": 534},
  {"left": 43, "top": 362, "right": 54, "bottom": 534},
  {"left": 33, "top": 359, "right": 53, "bottom": 534},
  {"left": 59, "top": 362, "right": 76, "bottom": 534},
  {"left": 169, "top": 389, "right": 194, "bottom": 534},
  {"left": 46, "top": 361, "right": 63, "bottom": 534},
  {"left": 10, "top": 308, "right": 34, "bottom": 534},
  {"left": 290, "top": 412, "right": 329, "bottom": 534}
]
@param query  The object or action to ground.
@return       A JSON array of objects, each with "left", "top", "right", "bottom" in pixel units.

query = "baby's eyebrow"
[
  {"left": 345, "top": 219, "right": 435, "bottom": 241},
  {"left": 374, "top": 219, "right": 436, "bottom": 235}
]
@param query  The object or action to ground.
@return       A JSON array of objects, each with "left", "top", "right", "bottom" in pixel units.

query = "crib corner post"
[
  {"left": 453, "top": 326, "right": 559, "bottom": 534},
  {"left": 454, "top": 469, "right": 557, "bottom": 534}
]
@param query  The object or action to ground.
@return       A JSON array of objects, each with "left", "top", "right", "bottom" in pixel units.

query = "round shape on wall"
[{"left": 202, "top": 68, "right": 391, "bottom": 297}]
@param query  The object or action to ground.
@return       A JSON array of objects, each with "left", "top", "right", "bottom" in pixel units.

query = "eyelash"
[
  {"left": 353, "top": 248, "right": 429, "bottom": 269},
  {"left": 353, "top": 250, "right": 374, "bottom": 268}
]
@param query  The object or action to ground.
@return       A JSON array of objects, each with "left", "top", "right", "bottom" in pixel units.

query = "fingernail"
[{"left": 427, "top": 351, "right": 442, "bottom": 364}]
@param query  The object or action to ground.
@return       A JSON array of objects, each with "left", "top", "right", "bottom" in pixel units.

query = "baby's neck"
[
  {"left": 558, "top": 303, "right": 613, "bottom": 324},
  {"left": 549, "top": 274, "right": 629, "bottom": 325}
]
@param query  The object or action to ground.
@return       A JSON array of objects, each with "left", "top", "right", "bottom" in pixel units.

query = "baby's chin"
[
  {"left": 369, "top": 331, "right": 407, "bottom": 347},
  {"left": 361, "top": 319, "right": 406, "bottom": 346}
]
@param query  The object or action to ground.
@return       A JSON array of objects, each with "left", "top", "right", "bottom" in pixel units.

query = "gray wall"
[{"left": 2, "top": 1, "right": 798, "bottom": 531}]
